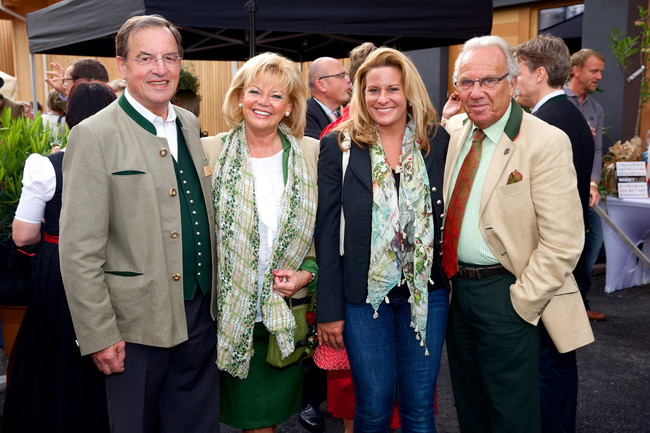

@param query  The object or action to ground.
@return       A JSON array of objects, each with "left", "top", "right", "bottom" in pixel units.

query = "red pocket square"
[{"left": 507, "top": 170, "right": 523, "bottom": 185}]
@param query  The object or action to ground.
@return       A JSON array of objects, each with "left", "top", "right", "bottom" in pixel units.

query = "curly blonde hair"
[
  {"left": 338, "top": 47, "right": 437, "bottom": 154},
  {"left": 223, "top": 52, "right": 307, "bottom": 138}
]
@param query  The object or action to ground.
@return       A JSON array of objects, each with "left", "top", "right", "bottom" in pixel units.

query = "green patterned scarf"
[
  {"left": 213, "top": 122, "right": 317, "bottom": 378},
  {"left": 367, "top": 122, "right": 435, "bottom": 354}
]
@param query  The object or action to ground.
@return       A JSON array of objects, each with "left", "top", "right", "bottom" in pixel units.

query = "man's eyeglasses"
[
  {"left": 125, "top": 54, "right": 183, "bottom": 68},
  {"left": 62, "top": 77, "right": 75, "bottom": 87},
  {"left": 319, "top": 72, "right": 348, "bottom": 80},
  {"left": 455, "top": 73, "right": 509, "bottom": 92}
]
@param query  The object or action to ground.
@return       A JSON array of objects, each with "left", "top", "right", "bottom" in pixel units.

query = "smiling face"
[
  {"left": 457, "top": 46, "right": 516, "bottom": 129},
  {"left": 240, "top": 73, "right": 292, "bottom": 137},
  {"left": 116, "top": 25, "right": 181, "bottom": 119},
  {"left": 364, "top": 66, "right": 407, "bottom": 133}
]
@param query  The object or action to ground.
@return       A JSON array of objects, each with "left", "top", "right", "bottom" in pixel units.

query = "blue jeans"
[
  {"left": 579, "top": 207, "right": 603, "bottom": 310},
  {"left": 343, "top": 288, "right": 448, "bottom": 433}
]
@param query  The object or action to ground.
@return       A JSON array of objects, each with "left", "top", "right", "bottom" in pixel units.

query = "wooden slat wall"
[
  {"left": 0, "top": 20, "right": 14, "bottom": 77},
  {"left": 3, "top": 48, "right": 350, "bottom": 136}
]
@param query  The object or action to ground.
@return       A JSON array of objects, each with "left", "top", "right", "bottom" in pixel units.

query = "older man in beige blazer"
[
  {"left": 59, "top": 15, "right": 219, "bottom": 433},
  {"left": 441, "top": 35, "right": 593, "bottom": 433}
]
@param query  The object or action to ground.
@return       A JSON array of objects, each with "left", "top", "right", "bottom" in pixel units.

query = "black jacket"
[
  {"left": 534, "top": 94, "right": 594, "bottom": 223},
  {"left": 315, "top": 126, "right": 450, "bottom": 323},
  {"left": 304, "top": 98, "right": 333, "bottom": 139}
]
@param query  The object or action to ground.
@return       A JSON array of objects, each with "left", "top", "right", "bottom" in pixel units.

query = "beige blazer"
[
  {"left": 60, "top": 101, "right": 217, "bottom": 356},
  {"left": 201, "top": 131, "right": 320, "bottom": 299},
  {"left": 444, "top": 105, "right": 594, "bottom": 353}
]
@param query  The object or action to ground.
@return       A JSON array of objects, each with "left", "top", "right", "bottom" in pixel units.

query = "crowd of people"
[{"left": 2, "top": 12, "right": 610, "bottom": 433}]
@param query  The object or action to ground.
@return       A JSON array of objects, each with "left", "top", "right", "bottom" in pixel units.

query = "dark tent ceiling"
[{"left": 27, "top": 0, "right": 493, "bottom": 61}]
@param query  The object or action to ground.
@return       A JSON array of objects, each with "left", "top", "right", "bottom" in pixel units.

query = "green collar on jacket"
[
  {"left": 461, "top": 99, "right": 522, "bottom": 141},
  {"left": 118, "top": 93, "right": 184, "bottom": 135}
]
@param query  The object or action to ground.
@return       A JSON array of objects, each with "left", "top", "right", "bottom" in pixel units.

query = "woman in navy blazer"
[{"left": 315, "top": 48, "right": 450, "bottom": 432}]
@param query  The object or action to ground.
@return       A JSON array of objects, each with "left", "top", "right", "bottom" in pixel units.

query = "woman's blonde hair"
[
  {"left": 339, "top": 47, "right": 437, "bottom": 153},
  {"left": 223, "top": 52, "right": 307, "bottom": 137}
]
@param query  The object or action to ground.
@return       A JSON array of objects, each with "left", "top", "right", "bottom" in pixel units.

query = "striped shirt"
[{"left": 447, "top": 104, "right": 512, "bottom": 265}]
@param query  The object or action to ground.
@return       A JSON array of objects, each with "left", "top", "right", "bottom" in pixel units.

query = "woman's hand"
[
  {"left": 441, "top": 91, "right": 462, "bottom": 126},
  {"left": 317, "top": 320, "right": 345, "bottom": 350},
  {"left": 273, "top": 269, "right": 313, "bottom": 298}
]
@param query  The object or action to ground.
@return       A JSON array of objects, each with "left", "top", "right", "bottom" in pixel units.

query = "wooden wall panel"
[
  {"left": 12, "top": 53, "right": 351, "bottom": 137},
  {"left": 182, "top": 59, "right": 234, "bottom": 136},
  {"left": 0, "top": 20, "right": 14, "bottom": 76},
  {"left": 11, "top": 19, "right": 31, "bottom": 102}
]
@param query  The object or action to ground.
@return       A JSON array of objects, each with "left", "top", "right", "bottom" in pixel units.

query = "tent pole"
[
  {"left": 246, "top": 0, "right": 257, "bottom": 58},
  {"left": 30, "top": 54, "right": 37, "bottom": 116}
]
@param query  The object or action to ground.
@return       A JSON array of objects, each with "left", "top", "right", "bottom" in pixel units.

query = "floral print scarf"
[{"left": 367, "top": 122, "right": 435, "bottom": 354}]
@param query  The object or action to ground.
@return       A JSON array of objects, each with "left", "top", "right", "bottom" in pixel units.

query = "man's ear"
[
  {"left": 572, "top": 65, "right": 580, "bottom": 78},
  {"left": 314, "top": 79, "right": 327, "bottom": 94},
  {"left": 116, "top": 57, "right": 128, "bottom": 80},
  {"left": 509, "top": 75, "right": 518, "bottom": 98},
  {"left": 535, "top": 67, "right": 546, "bottom": 84}
]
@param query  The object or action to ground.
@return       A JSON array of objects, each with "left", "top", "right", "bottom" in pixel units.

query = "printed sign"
[{"left": 616, "top": 161, "right": 648, "bottom": 198}]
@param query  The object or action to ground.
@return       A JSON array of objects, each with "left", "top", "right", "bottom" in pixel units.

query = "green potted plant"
[
  {"left": 608, "top": 5, "right": 650, "bottom": 138},
  {"left": 602, "top": 6, "right": 650, "bottom": 196},
  {"left": 177, "top": 65, "right": 201, "bottom": 100}
]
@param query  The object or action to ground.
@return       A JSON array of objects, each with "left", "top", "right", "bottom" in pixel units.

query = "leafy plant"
[
  {"left": 178, "top": 65, "right": 202, "bottom": 102},
  {"left": 0, "top": 108, "right": 66, "bottom": 239},
  {"left": 608, "top": 5, "right": 650, "bottom": 137}
]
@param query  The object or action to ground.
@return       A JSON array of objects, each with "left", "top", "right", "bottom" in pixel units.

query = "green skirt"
[{"left": 220, "top": 322, "right": 303, "bottom": 429}]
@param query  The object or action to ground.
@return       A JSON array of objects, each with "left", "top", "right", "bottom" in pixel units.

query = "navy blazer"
[
  {"left": 534, "top": 95, "right": 594, "bottom": 224},
  {"left": 315, "top": 126, "right": 450, "bottom": 323},
  {"left": 305, "top": 98, "right": 333, "bottom": 139}
]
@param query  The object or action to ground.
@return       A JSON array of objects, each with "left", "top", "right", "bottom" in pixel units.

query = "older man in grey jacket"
[{"left": 59, "top": 15, "right": 219, "bottom": 433}]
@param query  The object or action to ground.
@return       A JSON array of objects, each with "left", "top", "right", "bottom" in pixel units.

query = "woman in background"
[
  {"left": 3, "top": 80, "right": 116, "bottom": 433},
  {"left": 41, "top": 89, "right": 67, "bottom": 139}
]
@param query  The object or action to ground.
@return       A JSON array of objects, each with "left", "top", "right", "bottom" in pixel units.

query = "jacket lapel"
[
  {"left": 348, "top": 141, "right": 372, "bottom": 191},
  {"left": 480, "top": 100, "right": 522, "bottom": 214}
]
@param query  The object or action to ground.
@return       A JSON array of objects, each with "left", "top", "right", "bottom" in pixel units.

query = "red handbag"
[{"left": 313, "top": 343, "right": 350, "bottom": 371}]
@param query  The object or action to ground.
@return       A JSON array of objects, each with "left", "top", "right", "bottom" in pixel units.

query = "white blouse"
[
  {"left": 250, "top": 149, "right": 284, "bottom": 322},
  {"left": 14, "top": 152, "right": 61, "bottom": 224}
]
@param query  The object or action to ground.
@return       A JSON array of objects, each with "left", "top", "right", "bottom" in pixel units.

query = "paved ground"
[
  {"left": 1, "top": 266, "right": 649, "bottom": 432},
  {"left": 226, "top": 267, "right": 650, "bottom": 433}
]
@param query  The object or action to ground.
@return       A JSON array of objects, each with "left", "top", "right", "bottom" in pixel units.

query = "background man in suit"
[
  {"left": 564, "top": 49, "right": 607, "bottom": 322},
  {"left": 59, "top": 15, "right": 219, "bottom": 433},
  {"left": 512, "top": 34, "right": 595, "bottom": 433},
  {"left": 442, "top": 35, "right": 593, "bottom": 433},
  {"left": 301, "top": 55, "right": 351, "bottom": 432},
  {"left": 304, "top": 57, "right": 351, "bottom": 139}
]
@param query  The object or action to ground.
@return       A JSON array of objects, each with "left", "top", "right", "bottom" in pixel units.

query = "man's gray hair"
[{"left": 453, "top": 35, "right": 519, "bottom": 84}]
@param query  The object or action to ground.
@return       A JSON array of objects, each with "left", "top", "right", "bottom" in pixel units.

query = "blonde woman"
[
  {"left": 202, "top": 52, "right": 318, "bottom": 432},
  {"left": 315, "top": 48, "right": 450, "bottom": 432}
]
